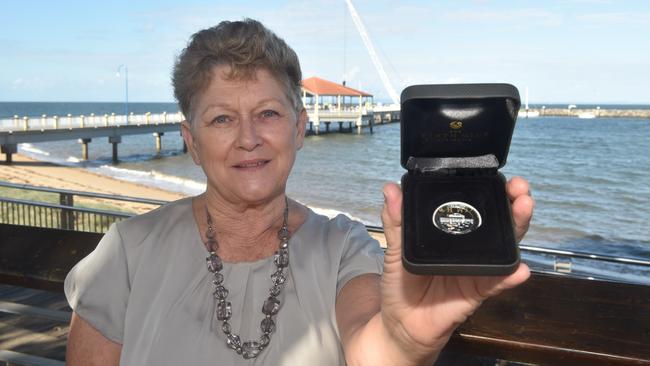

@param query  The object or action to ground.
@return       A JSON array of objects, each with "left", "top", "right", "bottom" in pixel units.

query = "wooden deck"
[
  {"left": 0, "top": 285, "right": 68, "bottom": 363},
  {"left": 1, "top": 223, "right": 649, "bottom": 365}
]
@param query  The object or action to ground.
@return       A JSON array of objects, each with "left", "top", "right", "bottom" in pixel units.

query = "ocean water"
[{"left": 2, "top": 102, "right": 649, "bottom": 281}]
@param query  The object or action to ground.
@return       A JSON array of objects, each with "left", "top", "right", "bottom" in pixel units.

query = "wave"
[
  {"left": 19, "top": 143, "right": 50, "bottom": 156},
  {"left": 90, "top": 165, "right": 207, "bottom": 196},
  {"left": 18, "top": 143, "right": 85, "bottom": 168},
  {"left": 91, "top": 166, "right": 372, "bottom": 225},
  {"left": 304, "top": 204, "right": 365, "bottom": 224}
]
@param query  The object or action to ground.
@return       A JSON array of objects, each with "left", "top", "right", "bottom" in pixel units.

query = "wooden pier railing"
[
  {"left": 0, "top": 111, "right": 184, "bottom": 132},
  {"left": 0, "top": 111, "right": 185, "bottom": 164}
]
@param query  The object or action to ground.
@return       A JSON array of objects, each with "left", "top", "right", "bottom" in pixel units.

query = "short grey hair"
[{"left": 172, "top": 19, "right": 303, "bottom": 123}]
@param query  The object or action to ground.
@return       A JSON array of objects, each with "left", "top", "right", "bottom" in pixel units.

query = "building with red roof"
[
  {"left": 298, "top": 77, "right": 375, "bottom": 135},
  {"left": 301, "top": 77, "right": 373, "bottom": 112}
]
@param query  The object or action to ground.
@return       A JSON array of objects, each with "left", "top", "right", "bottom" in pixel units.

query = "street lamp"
[{"left": 116, "top": 64, "right": 129, "bottom": 123}]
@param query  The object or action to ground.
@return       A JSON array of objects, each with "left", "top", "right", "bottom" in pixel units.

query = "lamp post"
[{"left": 116, "top": 64, "right": 129, "bottom": 123}]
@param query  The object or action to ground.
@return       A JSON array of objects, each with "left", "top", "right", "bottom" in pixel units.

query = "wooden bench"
[
  {"left": 1, "top": 223, "right": 649, "bottom": 365},
  {"left": 0, "top": 224, "right": 100, "bottom": 365}
]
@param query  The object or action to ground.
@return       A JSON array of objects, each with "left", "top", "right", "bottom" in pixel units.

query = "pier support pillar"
[
  {"left": 308, "top": 122, "right": 313, "bottom": 135},
  {"left": 325, "top": 122, "right": 330, "bottom": 133},
  {"left": 338, "top": 122, "right": 343, "bottom": 132},
  {"left": 356, "top": 117, "right": 362, "bottom": 135},
  {"left": 348, "top": 122, "right": 353, "bottom": 133},
  {"left": 314, "top": 122, "right": 320, "bottom": 135},
  {"left": 369, "top": 117, "right": 374, "bottom": 134},
  {"left": 78, "top": 138, "right": 91, "bottom": 160},
  {"left": 153, "top": 132, "right": 164, "bottom": 153},
  {"left": 1, "top": 144, "right": 17, "bottom": 164},
  {"left": 109, "top": 136, "right": 122, "bottom": 164}
]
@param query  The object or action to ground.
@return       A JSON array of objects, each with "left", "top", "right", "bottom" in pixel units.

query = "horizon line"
[{"left": 2, "top": 100, "right": 650, "bottom": 106}]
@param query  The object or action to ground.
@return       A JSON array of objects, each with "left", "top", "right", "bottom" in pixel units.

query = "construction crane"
[{"left": 344, "top": 0, "right": 400, "bottom": 105}]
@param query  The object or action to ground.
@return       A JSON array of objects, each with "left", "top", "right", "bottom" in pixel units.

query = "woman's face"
[{"left": 182, "top": 65, "right": 306, "bottom": 205}]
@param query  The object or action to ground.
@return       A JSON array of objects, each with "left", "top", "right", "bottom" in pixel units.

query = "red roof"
[{"left": 302, "top": 77, "right": 372, "bottom": 97}]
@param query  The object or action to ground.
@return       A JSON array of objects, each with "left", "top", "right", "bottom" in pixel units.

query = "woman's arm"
[
  {"left": 337, "top": 177, "right": 534, "bottom": 365},
  {"left": 66, "top": 312, "right": 122, "bottom": 366},
  {"left": 337, "top": 274, "right": 439, "bottom": 365}
]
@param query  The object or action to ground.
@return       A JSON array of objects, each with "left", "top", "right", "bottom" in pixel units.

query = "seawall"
[{"left": 522, "top": 108, "right": 650, "bottom": 118}]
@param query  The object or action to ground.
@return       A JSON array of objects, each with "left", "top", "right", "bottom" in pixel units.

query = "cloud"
[
  {"left": 442, "top": 8, "right": 563, "bottom": 27},
  {"left": 140, "top": 23, "right": 156, "bottom": 33},
  {"left": 566, "top": 0, "right": 614, "bottom": 4},
  {"left": 10, "top": 76, "right": 52, "bottom": 92},
  {"left": 577, "top": 11, "right": 650, "bottom": 26},
  {"left": 344, "top": 65, "right": 360, "bottom": 81}
]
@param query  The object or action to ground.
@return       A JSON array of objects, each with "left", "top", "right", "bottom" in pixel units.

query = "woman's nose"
[{"left": 236, "top": 116, "right": 261, "bottom": 151}]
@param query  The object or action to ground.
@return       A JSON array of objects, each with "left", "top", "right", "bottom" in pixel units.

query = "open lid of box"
[{"left": 400, "top": 83, "right": 520, "bottom": 170}]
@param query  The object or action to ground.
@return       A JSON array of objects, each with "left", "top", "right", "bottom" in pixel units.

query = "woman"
[{"left": 65, "top": 19, "right": 533, "bottom": 365}]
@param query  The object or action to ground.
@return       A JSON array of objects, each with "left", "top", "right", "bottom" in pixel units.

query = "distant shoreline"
[{"left": 518, "top": 107, "right": 650, "bottom": 118}]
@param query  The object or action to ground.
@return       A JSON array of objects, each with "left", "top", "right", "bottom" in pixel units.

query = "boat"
[
  {"left": 519, "top": 87, "right": 540, "bottom": 118},
  {"left": 519, "top": 110, "right": 540, "bottom": 118}
]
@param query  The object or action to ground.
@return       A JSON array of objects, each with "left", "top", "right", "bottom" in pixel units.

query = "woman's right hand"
[{"left": 375, "top": 180, "right": 533, "bottom": 363}]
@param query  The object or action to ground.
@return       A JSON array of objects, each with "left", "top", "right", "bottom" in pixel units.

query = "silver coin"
[{"left": 432, "top": 201, "right": 482, "bottom": 235}]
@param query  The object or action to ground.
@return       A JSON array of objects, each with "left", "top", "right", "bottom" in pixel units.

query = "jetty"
[{"left": 0, "top": 112, "right": 183, "bottom": 164}]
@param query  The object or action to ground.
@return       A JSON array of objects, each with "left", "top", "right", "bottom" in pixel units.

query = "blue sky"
[{"left": 2, "top": 0, "right": 649, "bottom": 104}]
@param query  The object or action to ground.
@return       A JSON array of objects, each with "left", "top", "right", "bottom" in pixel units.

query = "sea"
[{"left": 1, "top": 102, "right": 649, "bottom": 284}]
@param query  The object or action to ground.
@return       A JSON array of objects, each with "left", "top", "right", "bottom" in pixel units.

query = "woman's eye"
[
  {"left": 261, "top": 110, "right": 279, "bottom": 119},
  {"left": 212, "top": 115, "right": 230, "bottom": 124}
]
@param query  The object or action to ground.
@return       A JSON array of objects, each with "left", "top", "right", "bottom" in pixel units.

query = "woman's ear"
[
  {"left": 181, "top": 120, "right": 201, "bottom": 165},
  {"left": 295, "top": 108, "right": 307, "bottom": 150}
]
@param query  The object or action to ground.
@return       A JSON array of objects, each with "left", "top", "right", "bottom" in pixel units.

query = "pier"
[
  {"left": 3, "top": 102, "right": 647, "bottom": 164},
  {"left": 302, "top": 77, "right": 398, "bottom": 135},
  {"left": 0, "top": 112, "right": 184, "bottom": 163}
]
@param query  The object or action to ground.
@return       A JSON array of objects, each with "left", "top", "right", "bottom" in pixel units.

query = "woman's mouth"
[{"left": 234, "top": 159, "right": 270, "bottom": 169}]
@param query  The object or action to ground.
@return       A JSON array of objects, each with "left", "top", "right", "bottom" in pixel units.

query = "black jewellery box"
[{"left": 400, "top": 83, "right": 521, "bottom": 276}]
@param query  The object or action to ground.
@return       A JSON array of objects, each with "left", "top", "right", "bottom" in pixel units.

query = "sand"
[
  {"left": 0, "top": 153, "right": 186, "bottom": 214},
  {"left": 0, "top": 153, "right": 387, "bottom": 245}
]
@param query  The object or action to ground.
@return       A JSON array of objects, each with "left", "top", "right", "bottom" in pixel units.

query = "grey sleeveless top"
[{"left": 65, "top": 197, "right": 384, "bottom": 365}]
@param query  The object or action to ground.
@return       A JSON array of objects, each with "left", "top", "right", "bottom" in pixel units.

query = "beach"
[
  {"left": 0, "top": 153, "right": 389, "bottom": 245},
  {"left": 0, "top": 153, "right": 186, "bottom": 214}
]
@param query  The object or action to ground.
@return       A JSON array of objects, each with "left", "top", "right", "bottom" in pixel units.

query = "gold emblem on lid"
[{"left": 450, "top": 121, "right": 463, "bottom": 130}]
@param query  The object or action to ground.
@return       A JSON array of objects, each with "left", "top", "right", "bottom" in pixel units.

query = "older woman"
[{"left": 65, "top": 19, "right": 533, "bottom": 365}]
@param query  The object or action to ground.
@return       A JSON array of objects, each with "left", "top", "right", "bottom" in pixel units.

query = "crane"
[{"left": 344, "top": 0, "right": 400, "bottom": 105}]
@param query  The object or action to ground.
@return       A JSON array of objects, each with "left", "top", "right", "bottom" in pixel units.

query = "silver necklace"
[{"left": 205, "top": 197, "right": 290, "bottom": 359}]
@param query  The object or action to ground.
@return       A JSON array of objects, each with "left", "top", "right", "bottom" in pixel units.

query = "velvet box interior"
[{"left": 400, "top": 84, "right": 521, "bottom": 275}]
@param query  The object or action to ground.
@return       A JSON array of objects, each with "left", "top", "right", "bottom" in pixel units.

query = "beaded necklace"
[{"left": 204, "top": 197, "right": 290, "bottom": 359}]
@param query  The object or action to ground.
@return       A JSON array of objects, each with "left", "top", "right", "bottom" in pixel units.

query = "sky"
[{"left": 2, "top": 0, "right": 649, "bottom": 104}]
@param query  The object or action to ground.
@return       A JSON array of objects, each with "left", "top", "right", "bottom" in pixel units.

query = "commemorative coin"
[{"left": 432, "top": 201, "right": 482, "bottom": 235}]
